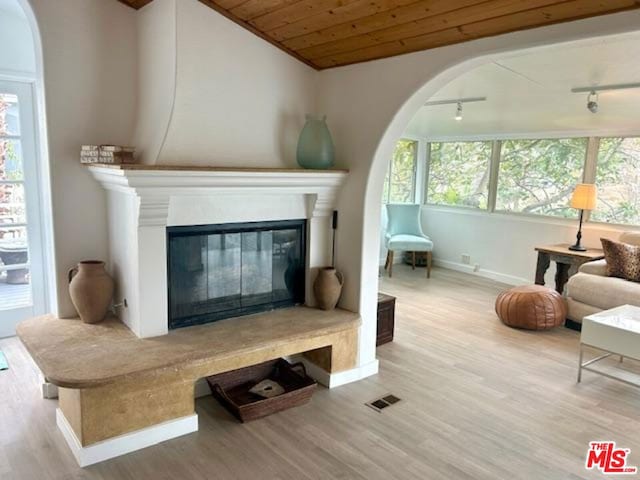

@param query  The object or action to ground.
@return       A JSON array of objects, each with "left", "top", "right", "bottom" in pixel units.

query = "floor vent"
[{"left": 366, "top": 394, "right": 401, "bottom": 413}]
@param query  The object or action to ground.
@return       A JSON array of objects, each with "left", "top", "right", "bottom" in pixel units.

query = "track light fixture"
[
  {"left": 571, "top": 82, "right": 640, "bottom": 115},
  {"left": 455, "top": 102, "right": 463, "bottom": 121},
  {"left": 587, "top": 91, "right": 598, "bottom": 114},
  {"left": 424, "top": 96, "right": 487, "bottom": 123}
]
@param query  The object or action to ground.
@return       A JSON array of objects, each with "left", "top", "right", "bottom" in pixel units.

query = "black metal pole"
[
  {"left": 331, "top": 211, "right": 338, "bottom": 268},
  {"left": 569, "top": 209, "right": 586, "bottom": 251}
]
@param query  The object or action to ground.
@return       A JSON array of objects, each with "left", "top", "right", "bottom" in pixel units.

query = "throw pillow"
[{"left": 601, "top": 238, "right": 640, "bottom": 282}]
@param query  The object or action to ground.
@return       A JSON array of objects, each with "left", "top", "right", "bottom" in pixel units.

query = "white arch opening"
[{"left": 344, "top": 26, "right": 640, "bottom": 371}]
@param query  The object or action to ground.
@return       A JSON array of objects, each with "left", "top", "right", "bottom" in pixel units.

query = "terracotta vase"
[
  {"left": 68, "top": 260, "right": 114, "bottom": 324},
  {"left": 313, "top": 267, "right": 344, "bottom": 310}
]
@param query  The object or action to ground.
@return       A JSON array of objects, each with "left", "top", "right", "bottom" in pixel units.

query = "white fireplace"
[{"left": 89, "top": 165, "right": 348, "bottom": 338}]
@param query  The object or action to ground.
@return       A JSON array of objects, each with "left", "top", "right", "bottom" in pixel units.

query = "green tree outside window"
[
  {"left": 592, "top": 137, "right": 640, "bottom": 225},
  {"left": 383, "top": 139, "right": 417, "bottom": 204},
  {"left": 426, "top": 141, "right": 492, "bottom": 209},
  {"left": 495, "top": 138, "right": 586, "bottom": 217}
]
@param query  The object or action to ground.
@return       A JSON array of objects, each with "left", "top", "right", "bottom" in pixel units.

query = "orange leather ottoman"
[{"left": 495, "top": 285, "right": 567, "bottom": 330}]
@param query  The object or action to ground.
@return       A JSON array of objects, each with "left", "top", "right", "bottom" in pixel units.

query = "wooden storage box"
[
  {"left": 403, "top": 251, "right": 429, "bottom": 266},
  {"left": 206, "top": 359, "right": 317, "bottom": 422},
  {"left": 377, "top": 293, "right": 396, "bottom": 346}
]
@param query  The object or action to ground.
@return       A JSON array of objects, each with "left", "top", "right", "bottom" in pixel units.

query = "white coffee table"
[{"left": 578, "top": 305, "right": 640, "bottom": 387}]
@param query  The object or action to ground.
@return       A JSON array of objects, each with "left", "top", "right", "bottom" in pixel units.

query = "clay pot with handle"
[
  {"left": 313, "top": 267, "right": 344, "bottom": 310},
  {"left": 68, "top": 260, "right": 114, "bottom": 324}
]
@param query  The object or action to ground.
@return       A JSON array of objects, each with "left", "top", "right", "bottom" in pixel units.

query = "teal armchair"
[{"left": 384, "top": 204, "right": 433, "bottom": 278}]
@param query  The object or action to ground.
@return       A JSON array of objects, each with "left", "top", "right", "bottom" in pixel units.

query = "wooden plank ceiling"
[{"left": 119, "top": 0, "right": 640, "bottom": 69}]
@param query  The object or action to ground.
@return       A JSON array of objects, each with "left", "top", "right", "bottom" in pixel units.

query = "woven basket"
[{"left": 206, "top": 359, "right": 317, "bottom": 422}]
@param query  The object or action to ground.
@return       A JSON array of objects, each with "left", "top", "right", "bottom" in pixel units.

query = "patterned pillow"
[{"left": 601, "top": 238, "right": 640, "bottom": 282}]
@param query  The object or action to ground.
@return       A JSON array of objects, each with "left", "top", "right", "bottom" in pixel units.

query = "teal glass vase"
[{"left": 296, "top": 115, "right": 335, "bottom": 169}]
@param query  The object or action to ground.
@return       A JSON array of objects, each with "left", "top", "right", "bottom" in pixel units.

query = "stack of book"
[{"left": 81, "top": 145, "right": 135, "bottom": 164}]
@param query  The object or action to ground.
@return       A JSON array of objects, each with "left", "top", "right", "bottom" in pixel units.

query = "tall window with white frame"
[
  {"left": 0, "top": 82, "right": 47, "bottom": 337},
  {"left": 0, "top": 92, "right": 31, "bottom": 320},
  {"left": 382, "top": 139, "right": 418, "bottom": 204},
  {"left": 591, "top": 137, "right": 640, "bottom": 225}
]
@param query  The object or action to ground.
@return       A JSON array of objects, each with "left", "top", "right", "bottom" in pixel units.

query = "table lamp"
[{"left": 569, "top": 183, "right": 597, "bottom": 251}]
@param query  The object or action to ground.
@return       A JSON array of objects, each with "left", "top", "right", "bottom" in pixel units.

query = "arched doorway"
[
  {"left": 0, "top": 0, "right": 54, "bottom": 336},
  {"left": 333, "top": 25, "right": 640, "bottom": 373}
]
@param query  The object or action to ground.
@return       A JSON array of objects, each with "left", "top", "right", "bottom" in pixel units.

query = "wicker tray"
[{"left": 206, "top": 359, "right": 317, "bottom": 422}]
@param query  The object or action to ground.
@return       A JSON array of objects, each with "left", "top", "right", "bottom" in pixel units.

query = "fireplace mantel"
[
  {"left": 88, "top": 164, "right": 349, "bottom": 223},
  {"left": 88, "top": 163, "right": 349, "bottom": 338}
]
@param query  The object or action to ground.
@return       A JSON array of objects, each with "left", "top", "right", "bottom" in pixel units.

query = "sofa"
[{"left": 566, "top": 231, "right": 640, "bottom": 323}]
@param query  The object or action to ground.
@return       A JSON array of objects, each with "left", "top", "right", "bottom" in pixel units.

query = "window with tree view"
[
  {"left": 426, "top": 141, "right": 492, "bottom": 208},
  {"left": 591, "top": 137, "right": 640, "bottom": 225},
  {"left": 495, "top": 138, "right": 586, "bottom": 217},
  {"left": 382, "top": 139, "right": 417, "bottom": 203}
]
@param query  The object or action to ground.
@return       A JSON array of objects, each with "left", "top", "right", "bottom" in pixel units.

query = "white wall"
[
  {"left": 0, "top": 2, "right": 35, "bottom": 76},
  {"left": 421, "top": 207, "right": 635, "bottom": 286},
  {"left": 141, "top": 0, "right": 317, "bottom": 167},
  {"left": 28, "top": 0, "right": 138, "bottom": 317},
  {"left": 317, "top": 11, "right": 640, "bottom": 374},
  {"left": 26, "top": 0, "right": 318, "bottom": 318},
  {"left": 132, "top": 0, "right": 176, "bottom": 165}
]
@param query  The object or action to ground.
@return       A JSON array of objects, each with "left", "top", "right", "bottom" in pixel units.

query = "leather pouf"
[{"left": 495, "top": 285, "right": 567, "bottom": 330}]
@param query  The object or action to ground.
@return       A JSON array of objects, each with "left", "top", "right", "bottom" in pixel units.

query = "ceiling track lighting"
[
  {"left": 587, "top": 91, "right": 598, "bottom": 114},
  {"left": 571, "top": 82, "right": 640, "bottom": 114},
  {"left": 455, "top": 102, "right": 463, "bottom": 121},
  {"left": 424, "top": 96, "right": 487, "bottom": 122}
]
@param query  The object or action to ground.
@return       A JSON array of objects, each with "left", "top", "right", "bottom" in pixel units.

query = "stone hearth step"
[{"left": 17, "top": 306, "right": 360, "bottom": 466}]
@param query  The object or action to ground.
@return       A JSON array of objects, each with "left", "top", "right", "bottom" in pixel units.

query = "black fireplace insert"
[{"left": 167, "top": 219, "right": 306, "bottom": 329}]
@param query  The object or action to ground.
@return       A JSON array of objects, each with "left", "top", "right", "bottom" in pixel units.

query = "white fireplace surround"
[{"left": 88, "top": 165, "right": 348, "bottom": 338}]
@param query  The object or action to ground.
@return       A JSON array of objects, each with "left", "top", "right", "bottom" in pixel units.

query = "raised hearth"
[{"left": 17, "top": 307, "right": 360, "bottom": 466}]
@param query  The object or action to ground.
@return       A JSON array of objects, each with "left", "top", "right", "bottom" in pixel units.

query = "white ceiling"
[{"left": 405, "top": 32, "right": 640, "bottom": 140}]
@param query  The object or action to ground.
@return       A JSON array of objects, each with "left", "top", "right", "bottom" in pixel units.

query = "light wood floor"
[{"left": 2, "top": 266, "right": 640, "bottom": 479}]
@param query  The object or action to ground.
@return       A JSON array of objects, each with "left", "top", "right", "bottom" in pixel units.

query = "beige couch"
[{"left": 566, "top": 232, "right": 640, "bottom": 323}]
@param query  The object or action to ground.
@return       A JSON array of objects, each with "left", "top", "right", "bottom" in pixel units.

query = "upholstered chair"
[{"left": 384, "top": 204, "right": 433, "bottom": 278}]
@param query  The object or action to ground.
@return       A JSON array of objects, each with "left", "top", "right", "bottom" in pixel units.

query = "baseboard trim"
[
  {"left": 433, "top": 259, "right": 529, "bottom": 286},
  {"left": 56, "top": 409, "right": 198, "bottom": 467},
  {"left": 293, "top": 358, "right": 379, "bottom": 388}
]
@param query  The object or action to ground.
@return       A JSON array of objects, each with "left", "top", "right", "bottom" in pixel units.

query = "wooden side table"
[{"left": 534, "top": 244, "right": 604, "bottom": 295}]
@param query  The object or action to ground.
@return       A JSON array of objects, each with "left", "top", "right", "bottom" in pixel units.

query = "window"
[
  {"left": 391, "top": 134, "right": 640, "bottom": 226},
  {"left": 1, "top": 92, "right": 30, "bottom": 309},
  {"left": 0, "top": 81, "right": 48, "bottom": 337},
  {"left": 426, "top": 141, "right": 492, "bottom": 209},
  {"left": 591, "top": 137, "right": 640, "bottom": 225},
  {"left": 383, "top": 139, "right": 418, "bottom": 204},
  {"left": 495, "top": 138, "right": 587, "bottom": 217}
]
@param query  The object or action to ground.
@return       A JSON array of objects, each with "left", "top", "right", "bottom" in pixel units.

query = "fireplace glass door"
[{"left": 167, "top": 220, "right": 305, "bottom": 329}]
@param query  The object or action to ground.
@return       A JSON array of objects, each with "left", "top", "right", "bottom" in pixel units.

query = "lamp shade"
[{"left": 570, "top": 183, "right": 597, "bottom": 210}]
